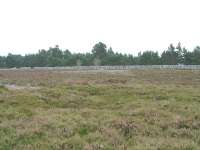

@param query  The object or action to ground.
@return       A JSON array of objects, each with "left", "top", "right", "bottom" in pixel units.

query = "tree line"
[{"left": 0, "top": 42, "right": 200, "bottom": 68}]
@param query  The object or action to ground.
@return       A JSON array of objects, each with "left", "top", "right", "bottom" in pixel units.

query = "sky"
[{"left": 0, "top": 0, "right": 200, "bottom": 56}]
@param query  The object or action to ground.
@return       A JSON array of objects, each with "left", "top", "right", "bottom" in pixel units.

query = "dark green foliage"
[
  {"left": 161, "top": 44, "right": 178, "bottom": 65},
  {"left": 192, "top": 46, "right": 200, "bottom": 65},
  {"left": 92, "top": 42, "right": 107, "bottom": 59},
  {"left": 0, "top": 56, "right": 6, "bottom": 67},
  {"left": 0, "top": 42, "right": 200, "bottom": 68},
  {"left": 139, "top": 51, "right": 160, "bottom": 65},
  {"left": 5, "top": 54, "right": 24, "bottom": 68}
]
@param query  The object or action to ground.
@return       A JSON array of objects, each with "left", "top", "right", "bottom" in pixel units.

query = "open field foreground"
[{"left": 0, "top": 69, "right": 200, "bottom": 150}]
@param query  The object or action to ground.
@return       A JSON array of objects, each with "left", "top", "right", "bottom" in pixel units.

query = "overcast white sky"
[{"left": 0, "top": 0, "right": 200, "bottom": 56}]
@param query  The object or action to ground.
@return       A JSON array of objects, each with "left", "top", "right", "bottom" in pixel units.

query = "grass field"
[{"left": 0, "top": 69, "right": 200, "bottom": 150}]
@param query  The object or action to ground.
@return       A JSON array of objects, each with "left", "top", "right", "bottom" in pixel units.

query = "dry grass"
[{"left": 0, "top": 69, "right": 200, "bottom": 149}]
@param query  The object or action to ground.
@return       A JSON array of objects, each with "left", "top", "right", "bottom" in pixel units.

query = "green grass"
[
  {"left": 0, "top": 85, "right": 8, "bottom": 94},
  {"left": 0, "top": 69, "right": 200, "bottom": 149}
]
